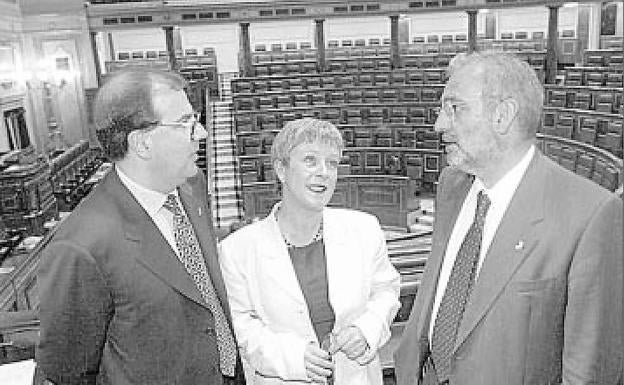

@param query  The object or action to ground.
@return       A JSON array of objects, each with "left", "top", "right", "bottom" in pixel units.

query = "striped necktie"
[
  {"left": 163, "top": 194, "right": 236, "bottom": 377},
  {"left": 431, "top": 191, "right": 491, "bottom": 382}
]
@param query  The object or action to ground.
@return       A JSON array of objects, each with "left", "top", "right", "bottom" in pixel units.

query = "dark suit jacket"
[
  {"left": 36, "top": 168, "right": 244, "bottom": 385},
  {"left": 395, "top": 150, "right": 623, "bottom": 385}
]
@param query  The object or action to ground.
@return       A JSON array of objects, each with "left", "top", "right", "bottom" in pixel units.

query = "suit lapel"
[
  {"left": 128, "top": 223, "right": 208, "bottom": 308},
  {"left": 453, "top": 152, "right": 546, "bottom": 353},
  {"left": 107, "top": 170, "right": 208, "bottom": 309}
]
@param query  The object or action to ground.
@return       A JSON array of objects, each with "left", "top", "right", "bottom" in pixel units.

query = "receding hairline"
[
  {"left": 102, "top": 68, "right": 185, "bottom": 93},
  {"left": 447, "top": 54, "right": 501, "bottom": 91},
  {"left": 95, "top": 69, "right": 186, "bottom": 120},
  {"left": 445, "top": 52, "right": 544, "bottom": 136},
  {"left": 449, "top": 53, "right": 533, "bottom": 95}
]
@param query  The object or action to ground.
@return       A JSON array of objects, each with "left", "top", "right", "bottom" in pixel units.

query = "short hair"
[
  {"left": 447, "top": 51, "right": 543, "bottom": 138},
  {"left": 271, "top": 118, "right": 344, "bottom": 165},
  {"left": 93, "top": 68, "right": 186, "bottom": 160}
]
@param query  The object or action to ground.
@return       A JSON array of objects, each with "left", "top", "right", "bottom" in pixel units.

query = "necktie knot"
[{"left": 163, "top": 194, "right": 181, "bottom": 216}]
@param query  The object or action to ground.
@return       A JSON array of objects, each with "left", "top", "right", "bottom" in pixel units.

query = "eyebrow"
[
  {"left": 174, "top": 111, "right": 197, "bottom": 123},
  {"left": 441, "top": 96, "right": 460, "bottom": 104},
  {"left": 302, "top": 153, "right": 340, "bottom": 161}
]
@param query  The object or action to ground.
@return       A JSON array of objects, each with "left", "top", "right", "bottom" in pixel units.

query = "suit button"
[{"left": 205, "top": 328, "right": 215, "bottom": 335}]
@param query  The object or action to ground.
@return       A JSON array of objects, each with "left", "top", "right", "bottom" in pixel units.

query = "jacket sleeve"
[
  {"left": 36, "top": 241, "right": 113, "bottom": 385},
  {"left": 351, "top": 215, "right": 401, "bottom": 357},
  {"left": 562, "top": 195, "right": 623, "bottom": 384},
  {"left": 219, "top": 239, "right": 311, "bottom": 381}
]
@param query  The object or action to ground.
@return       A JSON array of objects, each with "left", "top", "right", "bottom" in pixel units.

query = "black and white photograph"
[{"left": 0, "top": 0, "right": 622, "bottom": 384}]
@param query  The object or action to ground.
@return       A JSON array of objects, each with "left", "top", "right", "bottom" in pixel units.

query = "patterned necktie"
[
  {"left": 431, "top": 191, "right": 491, "bottom": 382},
  {"left": 163, "top": 194, "right": 236, "bottom": 377}
]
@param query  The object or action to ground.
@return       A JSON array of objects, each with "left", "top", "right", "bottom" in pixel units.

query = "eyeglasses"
[
  {"left": 433, "top": 100, "right": 467, "bottom": 122},
  {"left": 157, "top": 111, "right": 203, "bottom": 141},
  {"left": 434, "top": 95, "right": 510, "bottom": 122}
]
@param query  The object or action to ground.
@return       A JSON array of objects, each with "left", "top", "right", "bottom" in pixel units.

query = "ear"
[
  {"left": 492, "top": 98, "right": 518, "bottom": 135},
  {"left": 274, "top": 158, "right": 286, "bottom": 184},
  {"left": 127, "top": 130, "right": 151, "bottom": 159}
]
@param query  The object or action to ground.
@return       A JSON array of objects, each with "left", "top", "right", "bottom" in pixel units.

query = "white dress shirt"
[
  {"left": 116, "top": 167, "right": 184, "bottom": 255},
  {"left": 429, "top": 145, "right": 535, "bottom": 341}
]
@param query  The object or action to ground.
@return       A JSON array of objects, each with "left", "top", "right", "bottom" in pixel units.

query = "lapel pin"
[
  {"left": 514, "top": 240, "right": 524, "bottom": 251},
  {"left": 198, "top": 207, "right": 202, "bottom": 217}
]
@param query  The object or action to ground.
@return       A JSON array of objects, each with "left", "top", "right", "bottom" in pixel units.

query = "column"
[
  {"left": 239, "top": 22, "right": 252, "bottom": 77},
  {"left": 314, "top": 19, "right": 326, "bottom": 72},
  {"left": 545, "top": 5, "right": 560, "bottom": 84},
  {"left": 467, "top": 10, "right": 478, "bottom": 53},
  {"left": 587, "top": 2, "right": 602, "bottom": 50},
  {"left": 576, "top": 4, "right": 592, "bottom": 54},
  {"left": 163, "top": 26, "right": 177, "bottom": 71},
  {"left": 173, "top": 27, "right": 183, "bottom": 57},
  {"left": 390, "top": 15, "right": 400, "bottom": 69},
  {"left": 106, "top": 32, "right": 115, "bottom": 62},
  {"left": 89, "top": 31, "right": 102, "bottom": 86}
]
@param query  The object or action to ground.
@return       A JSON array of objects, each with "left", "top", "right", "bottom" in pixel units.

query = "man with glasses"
[
  {"left": 395, "top": 52, "right": 622, "bottom": 384},
  {"left": 37, "top": 68, "right": 245, "bottom": 385}
]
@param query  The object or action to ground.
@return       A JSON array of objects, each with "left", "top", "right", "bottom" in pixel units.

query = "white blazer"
[{"left": 220, "top": 203, "right": 401, "bottom": 385}]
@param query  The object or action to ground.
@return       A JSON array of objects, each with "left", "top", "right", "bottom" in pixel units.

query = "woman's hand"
[
  {"left": 304, "top": 343, "right": 334, "bottom": 383},
  {"left": 331, "top": 326, "right": 370, "bottom": 361}
]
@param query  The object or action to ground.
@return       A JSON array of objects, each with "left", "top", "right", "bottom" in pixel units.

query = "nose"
[
  {"left": 315, "top": 159, "right": 335, "bottom": 178},
  {"left": 434, "top": 109, "right": 450, "bottom": 133},
  {"left": 317, "top": 161, "right": 329, "bottom": 176},
  {"left": 193, "top": 121, "right": 208, "bottom": 141}
]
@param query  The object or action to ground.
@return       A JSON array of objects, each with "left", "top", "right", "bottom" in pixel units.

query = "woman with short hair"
[{"left": 220, "top": 118, "right": 401, "bottom": 384}]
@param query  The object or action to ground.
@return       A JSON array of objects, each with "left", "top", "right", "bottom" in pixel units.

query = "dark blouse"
[{"left": 288, "top": 240, "right": 336, "bottom": 342}]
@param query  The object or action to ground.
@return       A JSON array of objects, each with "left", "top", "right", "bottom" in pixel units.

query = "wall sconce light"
[
  {"left": 16, "top": 52, "right": 77, "bottom": 153},
  {"left": 21, "top": 55, "right": 76, "bottom": 90},
  {"left": 0, "top": 44, "right": 19, "bottom": 91},
  {"left": 0, "top": 75, "right": 17, "bottom": 90}
]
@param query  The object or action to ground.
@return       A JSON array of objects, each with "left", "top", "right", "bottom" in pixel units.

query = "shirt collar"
[
  {"left": 474, "top": 145, "right": 535, "bottom": 204},
  {"left": 116, "top": 166, "right": 178, "bottom": 217}
]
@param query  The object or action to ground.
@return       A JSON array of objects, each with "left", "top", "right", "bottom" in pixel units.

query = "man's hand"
[
  {"left": 304, "top": 343, "right": 334, "bottom": 383},
  {"left": 330, "top": 326, "right": 369, "bottom": 361}
]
